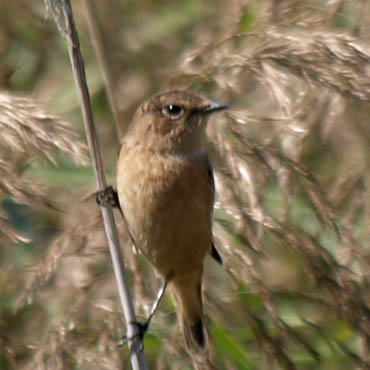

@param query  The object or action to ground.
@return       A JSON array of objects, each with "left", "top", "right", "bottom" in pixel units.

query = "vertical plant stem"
[
  {"left": 81, "top": 0, "right": 146, "bottom": 308},
  {"left": 58, "top": 1, "right": 148, "bottom": 369},
  {"left": 81, "top": 0, "right": 125, "bottom": 140}
]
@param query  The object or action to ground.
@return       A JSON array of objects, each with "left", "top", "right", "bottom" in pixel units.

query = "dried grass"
[
  {"left": 3, "top": 0, "right": 370, "bottom": 369},
  {"left": 0, "top": 91, "right": 87, "bottom": 247},
  {"left": 0, "top": 91, "right": 87, "bottom": 166},
  {"left": 166, "top": 1, "right": 370, "bottom": 367}
]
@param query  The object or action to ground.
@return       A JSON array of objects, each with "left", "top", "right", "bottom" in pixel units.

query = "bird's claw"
[
  {"left": 96, "top": 186, "right": 120, "bottom": 208},
  {"left": 118, "top": 321, "right": 150, "bottom": 351}
]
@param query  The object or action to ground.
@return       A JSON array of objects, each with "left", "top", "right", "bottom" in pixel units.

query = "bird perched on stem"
[{"left": 116, "top": 90, "right": 229, "bottom": 361}]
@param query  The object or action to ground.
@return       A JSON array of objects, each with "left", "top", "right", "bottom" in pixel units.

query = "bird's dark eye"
[
  {"left": 162, "top": 104, "right": 184, "bottom": 119},
  {"left": 167, "top": 104, "right": 182, "bottom": 114}
]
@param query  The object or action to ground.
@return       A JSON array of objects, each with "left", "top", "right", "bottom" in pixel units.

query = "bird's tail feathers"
[
  {"left": 182, "top": 316, "right": 208, "bottom": 361},
  {"left": 173, "top": 276, "right": 209, "bottom": 361}
]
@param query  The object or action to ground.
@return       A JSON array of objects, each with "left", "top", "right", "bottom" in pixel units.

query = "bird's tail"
[
  {"left": 182, "top": 316, "right": 208, "bottom": 361},
  {"left": 173, "top": 275, "right": 208, "bottom": 361}
]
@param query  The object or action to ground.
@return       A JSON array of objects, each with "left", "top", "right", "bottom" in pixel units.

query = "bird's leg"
[
  {"left": 96, "top": 186, "right": 124, "bottom": 217},
  {"left": 119, "top": 271, "right": 175, "bottom": 348},
  {"left": 145, "top": 272, "right": 174, "bottom": 328}
]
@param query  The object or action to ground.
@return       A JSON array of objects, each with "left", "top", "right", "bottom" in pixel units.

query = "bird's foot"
[
  {"left": 96, "top": 186, "right": 121, "bottom": 209},
  {"left": 118, "top": 320, "right": 150, "bottom": 351},
  {"left": 118, "top": 274, "right": 174, "bottom": 349}
]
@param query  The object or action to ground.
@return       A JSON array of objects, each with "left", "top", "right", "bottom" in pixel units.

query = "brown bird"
[{"left": 116, "top": 90, "right": 228, "bottom": 360}]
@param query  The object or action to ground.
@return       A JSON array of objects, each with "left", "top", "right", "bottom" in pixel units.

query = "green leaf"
[{"left": 212, "top": 321, "right": 254, "bottom": 369}]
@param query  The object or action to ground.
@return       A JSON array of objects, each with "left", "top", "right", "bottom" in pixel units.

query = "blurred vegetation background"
[{"left": 1, "top": 0, "right": 370, "bottom": 369}]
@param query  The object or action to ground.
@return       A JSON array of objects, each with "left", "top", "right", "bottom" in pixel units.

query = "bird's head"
[{"left": 125, "top": 90, "right": 229, "bottom": 154}]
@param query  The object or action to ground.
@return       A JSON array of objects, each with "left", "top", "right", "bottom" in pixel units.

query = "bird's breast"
[{"left": 116, "top": 146, "right": 213, "bottom": 276}]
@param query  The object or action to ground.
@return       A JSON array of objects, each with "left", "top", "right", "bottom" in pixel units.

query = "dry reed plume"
[{"left": 2, "top": 0, "right": 370, "bottom": 369}]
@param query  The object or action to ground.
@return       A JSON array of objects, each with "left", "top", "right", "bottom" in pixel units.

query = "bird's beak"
[{"left": 202, "top": 100, "right": 230, "bottom": 114}]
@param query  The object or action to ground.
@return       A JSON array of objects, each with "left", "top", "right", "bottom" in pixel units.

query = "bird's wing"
[
  {"left": 203, "top": 155, "right": 223, "bottom": 266},
  {"left": 211, "top": 242, "right": 223, "bottom": 265}
]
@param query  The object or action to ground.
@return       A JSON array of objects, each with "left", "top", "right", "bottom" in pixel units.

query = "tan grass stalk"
[
  {"left": 81, "top": 0, "right": 144, "bottom": 308},
  {"left": 81, "top": 0, "right": 125, "bottom": 140},
  {"left": 44, "top": 1, "right": 148, "bottom": 369}
]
